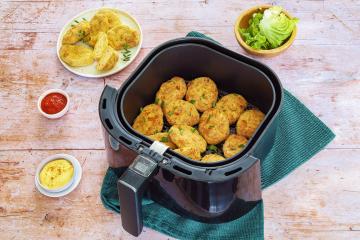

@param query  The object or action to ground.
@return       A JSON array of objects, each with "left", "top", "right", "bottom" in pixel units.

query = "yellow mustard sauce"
[{"left": 40, "top": 159, "right": 74, "bottom": 189}]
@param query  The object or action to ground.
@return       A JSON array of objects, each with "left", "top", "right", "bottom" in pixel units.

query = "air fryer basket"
[{"left": 99, "top": 37, "right": 283, "bottom": 236}]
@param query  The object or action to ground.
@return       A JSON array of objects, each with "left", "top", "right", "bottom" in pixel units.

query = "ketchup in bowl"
[{"left": 41, "top": 92, "right": 67, "bottom": 114}]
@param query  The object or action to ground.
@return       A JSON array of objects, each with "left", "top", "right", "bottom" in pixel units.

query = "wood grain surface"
[{"left": 0, "top": 0, "right": 359, "bottom": 239}]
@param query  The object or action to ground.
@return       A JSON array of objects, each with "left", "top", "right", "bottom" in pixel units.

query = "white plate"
[
  {"left": 35, "top": 154, "right": 82, "bottom": 198},
  {"left": 56, "top": 7, "right": 143, "bottom": 78}
]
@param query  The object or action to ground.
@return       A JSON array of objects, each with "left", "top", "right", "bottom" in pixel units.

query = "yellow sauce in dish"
[{"left": 39, "top": 159, "right": 74, "bottom": 189}]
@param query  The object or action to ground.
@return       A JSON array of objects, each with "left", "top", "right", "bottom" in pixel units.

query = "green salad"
[{"left": 239, "top": 6, "right": 298, "bottom": 50}]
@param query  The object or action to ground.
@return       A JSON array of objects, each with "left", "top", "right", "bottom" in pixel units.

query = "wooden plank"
[{"left": 0, "top": 149, "right": 359, "bottom": 239}]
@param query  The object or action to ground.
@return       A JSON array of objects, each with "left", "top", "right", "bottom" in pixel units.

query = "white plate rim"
[{"left": 56, "top": 7, "right": 143, "bottom": 78}]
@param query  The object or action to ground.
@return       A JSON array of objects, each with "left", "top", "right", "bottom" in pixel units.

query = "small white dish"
[
  {"left": 37, "top": 89, "right": 70, "bottom": 119},
  {"left": 56, "top": 7, "right": 143, "bottom": 78},
  {"left": 35, "top": 154, "right": 82, "bottom": 198}
]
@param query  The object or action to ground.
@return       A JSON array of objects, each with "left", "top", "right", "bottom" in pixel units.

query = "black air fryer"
[{"left": 99, "top": 38, "right": 283, "bottom": 236}]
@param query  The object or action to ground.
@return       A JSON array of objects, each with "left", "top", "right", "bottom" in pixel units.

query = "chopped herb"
[
  {"left": 207, "top": 145, "right": 218, "bottom": 152},
  {"left": 191, "top": 128, "right": 196, "bottom": 133},
  {"left": 189, "top": 99, "right": 196, "bottom": 104},
  {"left": 168, "top": 130, "right": 173, "bottom": 134},
  {"left": 212, "top": 102, "right": 216, "bottom": 108},
  {"left": 74, "top": 20, "right": 79, "bottom": 23},
  {"left": 208, "top": 125, "right": 214, "bottom": 129},
  {"left": 238, "top": 144, "right": 245, "bottom": 148},
  {"left": 201, "top": 93, "right": 207, "bottom": 100},
  {"left": 140, "top": 107, "right": 143, "bottom": 112},
  {"left": 179, "top": 127, "right": 184, "bottom": 135},
  {"left": 161, "top": 101, "right": 165, "bottom": 108},
  {"left": 155, "top": 98, "right": 160, "bottom": 104},
  {"left": 71, "top": 24, "right": 75, "bottom": 27},
  {"left": 160, "top": 137, "right": 168, "bottom": 142},
  {"left": 168, "top": 111, "right": 174, "bottom": 116},
  {"left": 121, "top": 43, "right": 132, "bottom": 61},
  {"left": 82, "top": 17, "right": 87, "bottom": 21}
]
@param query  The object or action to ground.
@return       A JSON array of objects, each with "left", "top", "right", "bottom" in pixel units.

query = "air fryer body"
[{"left": 99, "top": 38, "right": 283, "bottom": 225}]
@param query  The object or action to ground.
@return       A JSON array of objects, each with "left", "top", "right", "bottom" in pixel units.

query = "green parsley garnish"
[
  {"left": 189, "top": 99, "right": 196, "bottom": 104},
  {"left": 140, "top": 107, "right": 143, "bottom": 112},
  {"left": 238, "top": 144, "right": 245, "bottom": 148},
  {"left": 155, "top": 98, "right": 160, "bottom": 104},
  {"left": 212, "top": 102, "right": 216, "bottom": 108},
  {"left": 208, "top": 125, "right": 214, "bottom": 129},
  {"left": 74, "top": 19, "right": 79, "bottom": 23},
  {"left": 191, "top": 128, "right": 196, "bottom": 133},
  {"left": 207, "top": 145, "right": 218, "bottom": 152},
  {"left": 168, "top": 111, "right": 174, "bottom": 116},
  {"left": 122, "top": 43, "right": 132, "bottom": 61},
  {"left": 160, "top": 137, "right": 168, "bottom": 142}
]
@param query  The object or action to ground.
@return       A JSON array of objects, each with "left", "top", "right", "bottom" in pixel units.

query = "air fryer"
[{"left": 99, "top": 38, "right": 283, "bottom": 236}]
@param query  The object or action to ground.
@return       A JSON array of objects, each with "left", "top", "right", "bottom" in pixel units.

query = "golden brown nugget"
[
  {"left": 201, "top": 154, "right": 225, "bottom": 163},
  {"left": 215, "top": 93, "right": 247, "bottom": 125},
  {"left": 96, "top": 9, "right": 121, "bottom": 28},
  {"left": 185, "top": 77, "right": 218, "bottom": 112},
  {"left": 174, "top": 147, "right": 201, "bottom": 160},
  {"left": 223, "top": 134, "right": 248, "bottom": 158},
  {"left": 163, "top": 100, "right": 199, "bottom": 126},
  {"left": 86, "top": 13, "right": 111, "bottom": 46},
  {"left": 155, "top": 77, "right": 187, "bottom": 107},
  {"left": 96, "top": 46, "right": 118, "bottom": 71},
  {"left": 107, "top": 25, "right": 139, "bottom": 50},
  {"left": 62, "top": 21, "right": 90, "bottom": 44},
  {"left": 236, "top": 109, "right": 265, "bottom": 138},
  {"left": 93, "top": 32, "right": 108, "bottom": 60},
  {"left": 148, "top": 132, "right": 176, "bottom": 149},
  {"left": 59, "top": 45, "right": 94, "bottom": 67},
  {"left": 198, "top": 108, "right": 230, "bottom": 145},
  {"left": 132, "top": 104, "right": 163, "bottom": 135},
  {"left": 168, "top": 125, "right": 207, "bottom": 153}
]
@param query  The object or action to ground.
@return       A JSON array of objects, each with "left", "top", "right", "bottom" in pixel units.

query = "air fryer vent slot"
[
  {"left": 173, "top": 165, "right": 192, "bottom": 175},
  {"left": 102, "top": 99, "right": 107, "bottom": 109},
  {"left": 119, "top": 136, "right": 132, "bottom": 146},
  {"left": 225, "top": 167, "right": 243, "bottom": 176},
  {"left": 105, "top": 118, "right": 113, "bottom": 130}
]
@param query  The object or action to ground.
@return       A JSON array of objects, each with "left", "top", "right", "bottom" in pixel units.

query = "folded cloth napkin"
[{"left": 100, "top": 32, "right": 335, "bottom": 240}]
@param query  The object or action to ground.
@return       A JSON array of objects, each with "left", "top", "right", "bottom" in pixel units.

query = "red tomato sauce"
[{"left": 41, "top": 93, "right": 67, "bottom": 114}]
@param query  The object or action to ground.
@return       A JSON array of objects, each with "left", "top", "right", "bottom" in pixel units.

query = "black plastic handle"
[{"left": 117, "top": 155, "right": 158, "bottom": 236}]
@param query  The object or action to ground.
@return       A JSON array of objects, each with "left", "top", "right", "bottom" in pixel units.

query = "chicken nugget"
[
  {"left": 163, "top": 100, "right": 199, "bottom": 126},
  {"left": 185, "top": 77, "right": 218, "bottom": 112},
  {"left": 107, "top": 25, "right": 139, "bottom": 50},
  {"left": 155, "top": 76, "right": 187, "bottom": 107},
  {"left": 96, "top": 9, "right": 121, "bottom": 28},
  {"left": 223, "top": 134, "right": 248, "bottom": 158},
  {"left": 236, "top": 109, "right": 265, "bottom": 138},
  {"left": 59, "top": 45, "right": 94, "bottom": 67},
  {"left": 169, "top": 125, "right": 207, "bottom": 153},
  {"left": 174, "top": 147, "right": 201, "bottom": 160},
  {"left": 201, "top": 154, "right": 225, "bottom": 163},
  {"left": 132, "top": 104, "right": 163, "bottom": 135},
  {"left": 62, "top": 20, "right": 90, "bottom": 44},
  {"left": 199, "top": 108, "right": 230, "bottom": 145},
  {"left": 148, "top": 132, "right": 177, "bottom": 149},
  {"left": 215, "top": 93, "right": 247, "bottom": 125}
]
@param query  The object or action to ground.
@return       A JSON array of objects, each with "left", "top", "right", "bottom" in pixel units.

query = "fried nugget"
[
  {"left": 174, "top": 147, "right": 201, "bottom": 160},
  {"left": 236, "top": 109, "right": 265, "bottom": 138},
  {"left": 198, "top": 108, "right": 230, "bottom": 145},
  {"left": 132, "top": 104, "right": 163, "bottom": 135},
  {"left": 62, "top": 21, "right": 90, "bottom": 44},
  {"left": 86, "top": 13, "right": 111, "bottom": 46},
  {"left": 148, "top": 132, "right": 176, "bottom": 149},
  {"left": 163, "top": 100, "right": 199, "bottom": 126},
  {"left": 96, "top": 9, "right": 121, "bottom": 28},
  {"left": 223, "top": 134, "right": 248, "bottom": 158},
  {"left": 155, "top": 76, "right": 187, "bottom": 107},
  {"left": 107, "top": 25, "right": 139, "bottom": 50},
  {"left": 169, "top": 125, "right": 207, "bottom": 153},
  {"left": 201, "top": 154, "right": 225, "bottom": 163},
  {"left": 96, "top": 46, "right": 118, "bottom": 71},
  {"left": 59, "top": 45, "right": 94, "bottom": 67},
  {"left": 94, "top": 32, "right": 108, "bottom": 60},
  {"left": 185, "top": 77, "right": 218, "bottom": 112},
  {"left": 215, "top": 93, "right": 247, "bottom": 125}
]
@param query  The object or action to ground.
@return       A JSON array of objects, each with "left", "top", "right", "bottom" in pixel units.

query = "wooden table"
[{"left": 1, "top": 1, "right": 359, "bottom": 239}]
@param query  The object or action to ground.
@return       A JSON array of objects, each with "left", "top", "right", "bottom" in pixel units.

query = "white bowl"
[
  {"left": 37, "top": 89, "right": 70, "bottom": 119},
  {"left": 35, "top": 154, "right": 82, "bottom": 196}
]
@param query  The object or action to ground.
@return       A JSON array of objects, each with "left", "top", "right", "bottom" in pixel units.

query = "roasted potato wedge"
[
  {"left": 94, "top": 32, "right": 108, "bottom": 60},
  {"left": 96, "top": 46, "right": 118, "bottom": 71},
  {"left": 59, "top": 45, "right": 94, "bottom": 67}
]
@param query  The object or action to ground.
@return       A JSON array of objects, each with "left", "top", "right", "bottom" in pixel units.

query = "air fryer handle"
[{"left": 117, "top": 155, "right": 158, "bottom": 236}]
